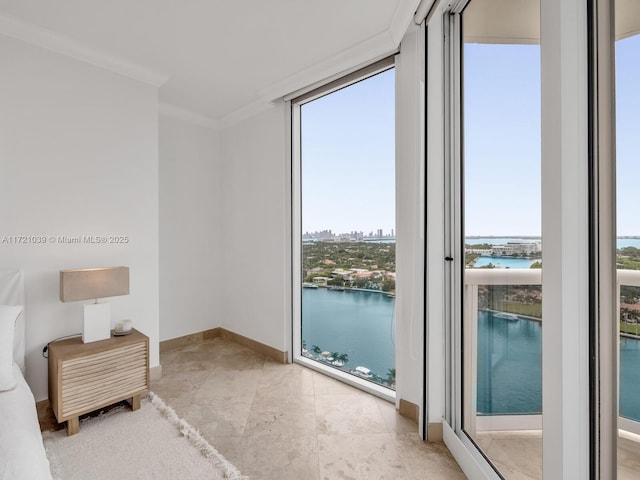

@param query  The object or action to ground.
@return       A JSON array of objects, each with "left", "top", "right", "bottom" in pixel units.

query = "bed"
[{"left": 0, "top": 270, "right": 52, "bottom": 480}]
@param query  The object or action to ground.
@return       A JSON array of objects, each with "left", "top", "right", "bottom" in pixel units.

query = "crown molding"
[
  {"left": 220, "top": 98, "right": 277, "bottom": 130},
  {"left": 258, "top": 0, "right": 419, "bottom": 103},
  {"left": 258, "top": 29, "right": 397, "bottom": 104},
  {"left": 224, "top": 1, "right": 420, "bottom": 127},
  {"left": 389, "top": 0, "right": 422, "bottom": 44},
  {"left": 219, "top": 2, "right": 417, "bottom": 130},
  {"left": 0, "top": 13, "right": 168, "bottom": 87},
  {"left": 159, "top": 102, "right": 220, "bottom": 130}
]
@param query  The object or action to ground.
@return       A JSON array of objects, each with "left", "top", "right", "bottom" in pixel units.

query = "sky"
[
  {"left": 616, "top": 34, "right": 640, "bottom": 237},
  {"left": 463, "top": 43, "right": 541, "bottom": 236},
  {"left": 300, "top": 34, "right": 639, "bottom": 237},
  {"left": 301, "top": 69, "right": 395, "bottom": 235}
]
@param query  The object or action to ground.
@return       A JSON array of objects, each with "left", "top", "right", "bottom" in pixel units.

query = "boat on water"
[
  {"left": 302, "top": 283, "right": 319, "bottom": 289},
  {"left": 494, "top": 312, "right": 519, "bottom": 321},
  {"left": 351, "top": 366, "right": 372, "bottom": 379},
  {"left": 328, "top": 286, "right": 345, "bottom": 291}
]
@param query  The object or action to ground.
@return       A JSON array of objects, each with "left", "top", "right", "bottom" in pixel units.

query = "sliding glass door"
[
  {"left": 455, "top": 0, "right": 542, "bottom": 477},
  {"left": 432, "top": 0, "right": 640, "bottom": 476},
  {"left": 615, "top": 1, "right": 640, "bottom": 476}
]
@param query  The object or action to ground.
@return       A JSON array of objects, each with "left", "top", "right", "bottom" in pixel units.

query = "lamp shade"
[{"left": 60, "top": 267, "right": 129, "bottom": 302}]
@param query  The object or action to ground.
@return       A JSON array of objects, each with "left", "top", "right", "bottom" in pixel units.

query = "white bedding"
[
  {"left": 0, "top": 365, "right": 52, "bottom": 480},
  {"left": 0, "top": 270, "right": 52, "bottom": 480}
]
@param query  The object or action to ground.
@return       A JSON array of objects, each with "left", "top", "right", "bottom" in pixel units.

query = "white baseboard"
[{"left": 150, "top": 365, "right": 162, "bottom": 381}]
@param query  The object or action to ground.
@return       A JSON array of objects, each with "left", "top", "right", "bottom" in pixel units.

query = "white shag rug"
[{"left": 42, "top": 392, "right": 247, "bottom": 480}]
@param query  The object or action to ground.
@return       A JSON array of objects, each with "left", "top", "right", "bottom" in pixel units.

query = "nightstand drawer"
[{"left": 60, "top": 343, "right": 147, "bottom": 417}]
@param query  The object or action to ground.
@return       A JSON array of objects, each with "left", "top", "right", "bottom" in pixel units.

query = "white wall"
[
  {"left": 219, "top": 104, "right": 291, "bottom": 353},
  {"left": 218, "top": 28, "right": 426, "bottom": 415},
  {"left": 159, "top": 115, "right": 222, "bottom": 340},
  {"left": 0, "top": 9, "right": 426, "bottom": 411},
  {"left": 0, "top": 35, "right": 160, "bottom": 401}
]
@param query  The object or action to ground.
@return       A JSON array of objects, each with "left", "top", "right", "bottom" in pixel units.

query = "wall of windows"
[
  {"left": 284, "top": 0, "right": 639, "bottom": 476},
  {"left": 423, "top": 0, "right": 640, "bottom": 477}
]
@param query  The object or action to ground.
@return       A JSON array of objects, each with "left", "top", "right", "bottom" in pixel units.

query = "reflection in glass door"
[
  {"left": 295, "top": 66, "right": 396, "bottom": 391},
  {"left": 460, "top": 0, "right": 541, "bottom": 477},
  {"left": 615, "top": 1, "right": 640, "bottom": 476}
]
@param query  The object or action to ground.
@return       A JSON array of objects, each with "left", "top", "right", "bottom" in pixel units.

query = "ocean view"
[
  {"left": 477, "top": 311, "right": 542, "bottom": 415},
  {"left": 621, "top": 336, "right": 640, "bottom": 422},
  {"left": 478, "top": 312, "right": 640, "bottom": 421},
  {"left": 466, "top": 237, "right": 540, "bottom": 245},
  {"left": 302, "top": 286, "right": 640, "bottom": 422},
  {"left": 302, "top": 288, "right": 395, "bottom": 383},
  {"left": 474, "top": 256, "right": 537, "bottom": 268},
  {"left": 617, "top": 238, "right": 640, "bottom": 249},
  {"left": 301, "top": 235, "right": 640, "bottom": 419}
]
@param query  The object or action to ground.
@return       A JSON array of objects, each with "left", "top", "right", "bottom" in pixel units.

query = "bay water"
[
  {"left": 303, "top": 288, "right": 640, "bottom": 421},
  {"left": 474, "top": 256, "right": 537, "bottom": 268},
  {"left": 477, "top": 312, "right": 640, "bottom": 421},
  {"left": 302, "top": 288, "right": 395, "bottom": 379}
]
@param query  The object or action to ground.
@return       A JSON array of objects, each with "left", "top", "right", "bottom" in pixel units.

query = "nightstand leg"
[
  {"left": 66, "top": 417, "right": 79, "bottom": 436},
  {"left": 129, "top": 394, "right": 141, "bottom": 411}
]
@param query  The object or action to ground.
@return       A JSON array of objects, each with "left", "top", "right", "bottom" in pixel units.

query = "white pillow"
[{"left": 0, "top": 305, "right": 23, "bottom": 391}]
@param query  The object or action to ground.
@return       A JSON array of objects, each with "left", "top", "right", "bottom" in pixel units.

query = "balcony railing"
[{"left": 464, "top": 268, "right": 640, "bottom": 436}]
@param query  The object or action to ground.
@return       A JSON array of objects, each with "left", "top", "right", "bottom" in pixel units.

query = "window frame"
[{"left": 290, "top": 58, "right": 397, "bottom": 402}]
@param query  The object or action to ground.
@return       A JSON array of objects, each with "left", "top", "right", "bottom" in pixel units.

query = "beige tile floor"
[{"left": 152, "top": 337, "right": 467, "bottom": 480}]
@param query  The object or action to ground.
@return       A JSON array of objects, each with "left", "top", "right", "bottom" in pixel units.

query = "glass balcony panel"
[
  {"left": 476, "top": 285, "right": 542, "bottom": 418},
  {"left": 617, "top": 276, "right": 640, "bottom": 477}
]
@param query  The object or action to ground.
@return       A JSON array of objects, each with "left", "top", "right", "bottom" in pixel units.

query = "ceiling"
[
  {"left": 0, "top": 0, "right": 420, "bottom": 125},
  {"left": 463, "top": 0, "right": 640, "bottom": 45}
]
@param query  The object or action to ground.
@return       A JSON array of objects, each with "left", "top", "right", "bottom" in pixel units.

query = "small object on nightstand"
[{"left": 114, "top": 319, "right": 132, "bottom": 335}]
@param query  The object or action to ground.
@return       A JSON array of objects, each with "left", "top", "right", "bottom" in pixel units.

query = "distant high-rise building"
[{"left": 377, "top": 229, "right": 383, "bottom": 238}]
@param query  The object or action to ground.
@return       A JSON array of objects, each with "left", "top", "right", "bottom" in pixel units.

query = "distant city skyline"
[
  {"left": 303, "top": 228, "right": 394, "bottom": 236},
  {"left": 302, "top": 228, "right": 640, "bottom": 241}
]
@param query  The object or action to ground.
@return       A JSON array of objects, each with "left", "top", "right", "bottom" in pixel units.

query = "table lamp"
[{"left": 59, "top": 267, "right": 129, "bottom": 343}]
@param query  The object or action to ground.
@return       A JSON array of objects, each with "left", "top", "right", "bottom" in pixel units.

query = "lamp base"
[{"left": 83, "top": 303, "right": 111, "bottom": 343}]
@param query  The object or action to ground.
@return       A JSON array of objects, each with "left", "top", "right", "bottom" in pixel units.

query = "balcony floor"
[
  {"left": 476, "top": 429, "right": 640, "bottom": 479},
  {"left": 152, "top": 337, "right": 466, "bottom": 480}
]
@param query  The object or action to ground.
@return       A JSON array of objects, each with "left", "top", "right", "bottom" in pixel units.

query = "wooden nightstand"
[{"left": 48, "top": 328, "right": 149, "bottom": 435}]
